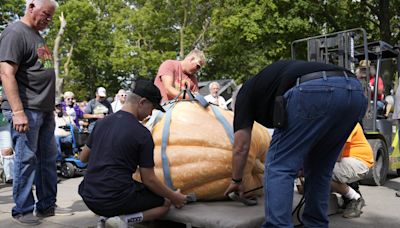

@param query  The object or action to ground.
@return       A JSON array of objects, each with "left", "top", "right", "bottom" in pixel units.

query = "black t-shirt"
[
  {"left": 233, "top": 60, "right": 351, "bottom": 131},
  {"left": 79, "top": 111, "right": 155, "bottom": 205}
]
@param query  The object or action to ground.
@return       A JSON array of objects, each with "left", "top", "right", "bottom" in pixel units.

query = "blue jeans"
[
  {"left": 55, "top": 134, "right": 73, "bottom": 160},
  {"left": 263, "top": 77, "right": 367, "bottom": 228},
  {"left": 3, "top": 109, "right": 58, "bottom": 216}
]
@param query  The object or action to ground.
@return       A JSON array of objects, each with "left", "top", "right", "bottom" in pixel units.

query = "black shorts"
[{"left": 81, "top": 180, "right": 165, "bottom": 217}]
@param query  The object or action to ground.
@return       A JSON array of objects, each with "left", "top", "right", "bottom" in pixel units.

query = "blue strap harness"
[
  {"left": 159, "top": 91, "right": 234, "bottom": 189},
  {"left": 210, "top": 105, "right": 234, "bottom": 145},
  {"left": 160, "top": 102, "right": 176, "bottom": 189}
]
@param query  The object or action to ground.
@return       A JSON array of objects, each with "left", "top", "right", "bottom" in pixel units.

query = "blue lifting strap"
[
  {"left": 195, "top": 94, "right": 210, "bottom": 108},
  {"left": 161, "top": 103, "right": 176, "bottom": 189},
  {"left": 210, "top": 105, "right": 234, "bottom": 145}
]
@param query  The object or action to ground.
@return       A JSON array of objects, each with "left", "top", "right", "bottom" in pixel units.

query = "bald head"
[
  {"left": 25, "top": 0, "right": 58, "bottom": 13},
  {"left": 24, "top": 0, "right": 58, "bottom": 31}
]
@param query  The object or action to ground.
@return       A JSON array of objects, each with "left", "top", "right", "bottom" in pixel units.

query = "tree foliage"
[
  {"left": 0, "top": 0, "right": 24, "bottom": 30},
  {"left": 1, "top": 0, "right": 399, "bottom": 100}
]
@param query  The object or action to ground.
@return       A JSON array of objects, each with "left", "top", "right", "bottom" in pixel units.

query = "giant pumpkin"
[{"left": 138, "top": 101, "right": 271, "bottom": 200}]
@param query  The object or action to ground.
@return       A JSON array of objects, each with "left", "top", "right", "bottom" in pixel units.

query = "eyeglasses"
[
  {"left": 30, "top": 0, "right": 53, "bottom": 21},
  {"left": 120, "top": 94, "right": 127, "bottom": 97},
  {"left": 65, "top": 98, "right": 74, "bottom": 101},
  {"left": 41, "top": 11, "right": 53, "bottom": 21}
]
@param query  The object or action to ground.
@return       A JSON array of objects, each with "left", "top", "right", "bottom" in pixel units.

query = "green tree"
[
  {"left": 205, "top": 0, "right": 319, "bottom": 82},
  {"left": 47, "top": 0, "right": 117, "bottom": 100},
  {"left": 44, "top": 0, "right": 400, "bottom": 98},
  {"left": 0, "top": 0, "right": 24, "bottom": 30},
  {"left": 307, "top": 0, "right": 400, "bottom": 44},
  {"left": 110, "top": 0, "right": 214, "bottom": 80}
]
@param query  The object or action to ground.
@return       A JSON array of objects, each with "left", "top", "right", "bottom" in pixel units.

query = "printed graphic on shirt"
[
  {"left": 93, "top": 103, "right": 109, "bottom": 115},
  {"left": 37, "top": 44, "right": 53, "bottom": 69}
]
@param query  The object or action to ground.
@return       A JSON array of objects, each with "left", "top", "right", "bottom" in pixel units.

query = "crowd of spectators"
[{"left": 54, "top": 87, "right": 129, "bottom": 133}]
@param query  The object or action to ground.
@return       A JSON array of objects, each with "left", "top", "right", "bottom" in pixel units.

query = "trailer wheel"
[
  {"left": 360, "top": 139, "right": 389, "bottom": 186},
  {"left": 61, "top": 162, "right": 75, "bottom": 178}
]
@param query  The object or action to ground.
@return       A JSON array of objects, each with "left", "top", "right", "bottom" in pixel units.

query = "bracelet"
[
  {"left": 12, "top": 110, "right": 24, "bottom": 116},
  {"left": 232, "top": 178, "right": 242, "bottom": 184}
]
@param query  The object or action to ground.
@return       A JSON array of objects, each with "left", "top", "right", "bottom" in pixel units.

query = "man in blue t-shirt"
[{"left": 79, "top": 79, "right": 186, "bottom": 225}]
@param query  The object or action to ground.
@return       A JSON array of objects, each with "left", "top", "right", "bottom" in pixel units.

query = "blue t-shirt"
[{"left": 79, "top": 110, "right": 155, "bottom": 205}]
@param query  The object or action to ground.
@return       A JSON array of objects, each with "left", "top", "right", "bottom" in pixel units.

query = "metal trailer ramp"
[{"left": 161, "top": 193, "right": 339, "bottom": 228}]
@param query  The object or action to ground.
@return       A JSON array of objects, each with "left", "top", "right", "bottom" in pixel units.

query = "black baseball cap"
[{"left": 131, "top": 79, "right": 165, "bottom": 112}]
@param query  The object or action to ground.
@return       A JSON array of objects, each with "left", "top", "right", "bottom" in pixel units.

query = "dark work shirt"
[
  {"left": 233, "top": 60, "right": 352, "bottom": 131},
  {"left": 79, "top": 111, "right": 155, "bottom": 205}
]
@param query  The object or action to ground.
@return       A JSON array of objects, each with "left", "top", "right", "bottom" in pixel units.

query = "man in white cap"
[{"left": 84, "top": 87, "right": 113, "bottom": 133}]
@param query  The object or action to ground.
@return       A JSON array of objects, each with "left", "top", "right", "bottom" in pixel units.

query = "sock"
[
  {"left": 344, "top": 187, "right": 361, "bottom": 200},
  {"left": 120, "top": 212, "right": 143, "bottom": 224},
  {"left": 348, "top": 182, "right": 361, "bottom": 195}
]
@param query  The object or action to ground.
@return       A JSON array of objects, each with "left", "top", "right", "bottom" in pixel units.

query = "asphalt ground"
[{"left": 0, "top": 174, "right": 399, "bottom": 228}]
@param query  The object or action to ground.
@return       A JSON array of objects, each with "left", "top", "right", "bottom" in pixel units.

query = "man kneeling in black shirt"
[{"left": 78, "top": 79, "right": 186, "bottom": 225}]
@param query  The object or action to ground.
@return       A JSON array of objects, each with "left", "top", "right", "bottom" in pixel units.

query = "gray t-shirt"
[
  {"left": 0, "top": 21, "right": 55, "bottom": 112},
  {"left": 85, "top": 98, "right": 113, "bottom": 132}
]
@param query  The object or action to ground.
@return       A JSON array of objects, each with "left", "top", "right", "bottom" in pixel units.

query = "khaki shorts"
[{"left": 332, "top": 157, "right": 369, "bottom": 184}]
